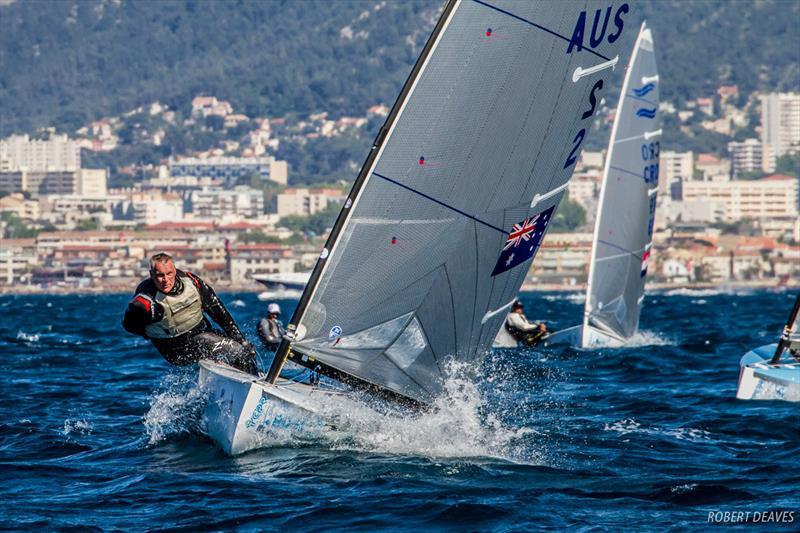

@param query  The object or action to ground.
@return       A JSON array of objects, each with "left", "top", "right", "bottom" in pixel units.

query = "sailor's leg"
[{"left": 189, "top": 332, "right": 258, "bottom": 375}]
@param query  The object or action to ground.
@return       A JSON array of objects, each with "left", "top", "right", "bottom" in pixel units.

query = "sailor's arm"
[
  {"left": 122, "top": 293, "right": 162, "bottom": 337},
  {"left": 187, "top": 272, "right": 247, "bottom": 344},
  {"left": 507, "top": 312, "right": 539, "bottom": 331}
]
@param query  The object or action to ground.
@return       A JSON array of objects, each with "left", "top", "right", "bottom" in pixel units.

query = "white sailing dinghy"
[
  {"left": 545, "top": 21, "right": 660, "bottom": 349},
  {"left": 199, "top": 0, "right": 634, "bottom": 455},
  {"left": 736, "top": 292, "right": 800, "bottom": 401}
]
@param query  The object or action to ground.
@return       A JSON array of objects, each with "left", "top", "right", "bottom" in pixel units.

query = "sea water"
[{"left": 1, "top": 290, "right": 798, "bottom": 530}]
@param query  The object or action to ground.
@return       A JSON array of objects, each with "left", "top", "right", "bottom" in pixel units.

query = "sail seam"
[
  {"left": 373, "top": 171, "right": 508, "bottom": 235},
  {"left": 597, "top": 239, "right": 644, "bottom": 261},
  {"left": 626, "top": 94, "right": 657, "bottom": 107},
  {"left": 609, "top": 165, "right": 643, "bottom": 180},
  {"left": 470, "top": 0, "right": 611, "bottom": 61}
]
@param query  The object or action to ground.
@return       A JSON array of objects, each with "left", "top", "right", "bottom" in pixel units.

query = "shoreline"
[{"left": 1, "top": 279, "right": 795, "bottom": 296}]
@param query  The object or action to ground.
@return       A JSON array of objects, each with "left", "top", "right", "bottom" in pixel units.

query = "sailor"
[
  {"left": 495, "top": 301, "right": 549, "bottom": 347},
  {"left": 122, "top": 252, "right": 258, "bottom": 374},
  {"left": 257, "top": 302, "right": 285, "bottom": 352}
]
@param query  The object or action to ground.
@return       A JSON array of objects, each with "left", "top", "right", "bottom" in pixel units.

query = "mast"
[
  {"left": 266, "top": 0, "right": 460, "bottom": 384},
  {"left": 770, "top": 291, "right": 800, "bottom": 364}
]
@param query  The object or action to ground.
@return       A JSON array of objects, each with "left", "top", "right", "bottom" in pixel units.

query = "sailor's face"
[{"left": 152, "top": 261, "right": 177, "bottom": 293}]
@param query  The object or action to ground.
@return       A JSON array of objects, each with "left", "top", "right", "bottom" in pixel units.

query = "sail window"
[
  {"left": 333, "top": 312, "right": 413, "bottom": 349},
  {"left": 385, "top": 317, "right": 428, "bottom": 370}
]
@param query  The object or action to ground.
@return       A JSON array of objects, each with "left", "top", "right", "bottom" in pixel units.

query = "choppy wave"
[
  {"left": 321, "top": 362, "right": 540, "bottom": 462},
  {"left": 2, "top": 291, "right": 799, "bottom": 530},
  {"left": 604, "top": 418, "right": 714, "bottom": 443},
  {"left": 143, "top": 371, "right": 207, "bottom": 445},
  {"left": 542, "top": 292, "right": 585, "bottom": 303}
]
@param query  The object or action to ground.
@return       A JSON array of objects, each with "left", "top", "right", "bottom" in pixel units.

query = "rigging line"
[
  {"left": 372, "top": 171, "right": 508, "bottom": 235},
  {"left": 627, "top": 94, "right": 657, "bottom": 107},
  {"left": 470, "top": 0, "right": 611, "bottom": 61},
  {"left": 597, "top": 239, "right": 643, "bottom": 261},
  {"left": 609, "top": 165, "right": 643, "bottom": 180}
]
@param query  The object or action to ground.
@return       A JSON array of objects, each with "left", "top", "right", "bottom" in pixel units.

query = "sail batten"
[
  {"left": 275, "top": 0, "right": 633, "bottom": 403},
  {"left": 582, "top": 21, "right": 660, "bottom": 345}
]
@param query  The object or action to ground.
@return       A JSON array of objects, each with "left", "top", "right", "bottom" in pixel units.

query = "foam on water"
[
  {"left": 16, "top": 330, "right": 40, "bottom": 343},
  {"left": 311, "top": 362, "right": 542, "bottom": 463},
  {"left": 542, "top": 292, "right": 585, "bottom": 303},
  {"left": 63, "top": 418, "right": 93, "bottom": 436},
  {"left": 623, "top": 330, "right": 673, "bottom": 347},
  {"left": 143, "top": 371, "right": 207, "bottom": 445},
  {"left": 603, "top": 418, "right": 713, "bottom": 443}
]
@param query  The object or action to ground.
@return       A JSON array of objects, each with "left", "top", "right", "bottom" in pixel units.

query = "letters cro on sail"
[{"left": 287, "top": 0, "right": 635, "bottom": 404}]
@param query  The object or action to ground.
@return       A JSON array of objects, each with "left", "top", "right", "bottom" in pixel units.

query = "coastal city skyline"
[{"left": 1, "top": 88, "right": 798, "bottom": 291}]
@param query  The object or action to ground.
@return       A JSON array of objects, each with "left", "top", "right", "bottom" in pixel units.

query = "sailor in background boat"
[
  {"left": 122, "top": 252, "right": 258, "bottom": 374},
  {"left": 494, "top": 301, "right": 550, "bottom": 347},
  {"left": 257, "top": 302, "right": 285, "bottom": 352}
]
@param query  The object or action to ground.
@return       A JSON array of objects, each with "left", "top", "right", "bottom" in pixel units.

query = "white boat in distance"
[
  {"left": 255, "top": 272, "right": 310, "bottom": 300},
  {"left": 199, "top": 0, "right": 635, "bottom": 454},
  {"left": 547, "top": 21, "right": 660, "bottom": 349}
]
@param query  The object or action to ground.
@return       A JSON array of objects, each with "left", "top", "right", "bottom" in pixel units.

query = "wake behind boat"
[
  {"left": 547, "top": 21, "right": 660, "bottom": 349},
  {"left": 200, "top": 0, "right": 634, "bottom": 454},
  {"left": 736, "top": 292, "right": 800, "bottom": 401}
]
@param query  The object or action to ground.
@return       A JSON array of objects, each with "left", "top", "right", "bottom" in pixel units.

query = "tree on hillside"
[
  {"left": 549, "top": 193, "right": 586, "bottom": 232},
  {"left": 775, "top": 153, "right": 800, "bottom": 177}
]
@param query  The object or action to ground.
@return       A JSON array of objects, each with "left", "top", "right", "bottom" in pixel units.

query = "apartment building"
[
  {"left": 728, "top": 138, "right": 772, "bottom": 176},
  {"left": 659, "top": 151, "right": 693, "bottom": 197},
  {"left": 681, "top": 174, "right": 799, "bottom": 221},
  {"left": 761, "top": 92, "right": 800, "bottom": 164},
  {"left": 187, "top": 186, "right": 264, "bottom": 220},
  {"left": 169, "top": 155, "right": 287, "bottom": 186},
  {"left": 276, "top": 188, "right": 345, "bottom": 217}
]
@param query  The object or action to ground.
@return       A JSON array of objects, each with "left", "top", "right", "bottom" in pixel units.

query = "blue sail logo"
[
  {"left": 636, "top": 107, "right": 657, "bottom": 119},
  {"left": 632, "top": 83, "right": 655, "bottom": 97}
]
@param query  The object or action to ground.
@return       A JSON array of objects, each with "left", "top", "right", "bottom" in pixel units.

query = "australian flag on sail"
[{"left": 491, "top": 205, "right": 555, "bottom": 276}]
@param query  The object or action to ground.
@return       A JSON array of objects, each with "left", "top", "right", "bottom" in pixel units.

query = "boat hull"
[
  {"left": 198, "top": 361, "right": 335, "bottom": 455},
  {"left": 736, "top": 344, "right": 800, "bottom": 401}
]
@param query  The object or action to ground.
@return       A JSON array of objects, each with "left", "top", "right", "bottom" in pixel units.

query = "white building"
[
  {"left": 0, "top": 193, "right": 40, "bottom": 220},
  {"left": 681, "top": 174, "right": 799, "bottom": 222},
  {"left": 228, "top": 244, "right": 298, "bottom": 284},
  {"left": 77, "top": 168, "right": 108, "bottom": 197},
  {"left": 567, "top": 171, "right": 600, "bottom": 211},
  {"left": 761, "top": 92, "right": 800, "bottom": 165},
  {"left": 276, "top": 188, "right": 345, "bottom": 217},
  {"left": 659, "top": 150, "right": 693, "bottom": 196},
  {"left": 0, "top": 239, "right": 37, "bottom": 285},
  {"left": 0, "top": 134, "right": 80, "bottom": 172},
  {"left": 728, "top": 138, "right": 771, "bottom": 176},
  {"left": 188, "top": 186, "right": 264, "bottom": 220},
  {"left": 169, "top": 155, "right": 287, "bottom": 186}
]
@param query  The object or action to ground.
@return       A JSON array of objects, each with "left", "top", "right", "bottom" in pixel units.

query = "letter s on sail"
[{"left": 607, "top": 3, "right": 629, "bottom": 44}]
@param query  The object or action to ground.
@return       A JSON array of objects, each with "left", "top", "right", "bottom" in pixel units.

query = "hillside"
[
  {"left": 1, "top": 0, "right": 798, "bottom": 185},
  {"left": 2, "top": 0, "right": 798, "bottom": 136}
]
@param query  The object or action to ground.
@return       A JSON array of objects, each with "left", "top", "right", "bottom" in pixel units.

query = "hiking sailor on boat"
[
  {"left": 257, "top": 302, "right": 285, "bottom": 352},
  {"left": 122, "top": 253, "right": 258, "bottom": 374},
  {"left": 495, "top": 301, "right": 550, "bottom": 347}
]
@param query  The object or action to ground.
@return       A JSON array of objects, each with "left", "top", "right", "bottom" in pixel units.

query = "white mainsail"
[
  {"left": 582, "top": 21, "right": 660, "bottom": 346},
  {"left": 268, "top": 0, "right": 635, "bottom": 403},
  {"left": 548, "top": 21, "right": 659, "bottom": 349}
]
